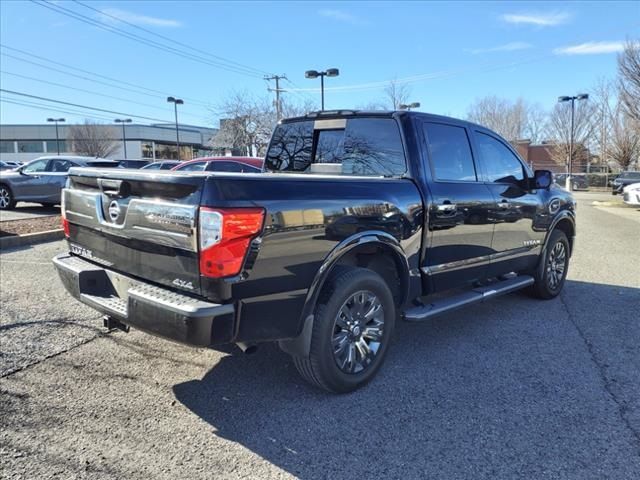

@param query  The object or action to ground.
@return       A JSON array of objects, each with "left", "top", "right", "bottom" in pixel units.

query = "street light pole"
[
  {"left": 558, "top": 94, "right": 589, "bottom": 191},
  {"left": 47, "top": 118, "right": 65, "bottom": 155},
  {"left": 305, "top": 68, "right": 340, "bottom": 111},
  {"left": 167, "top": 96, "right": 184, "bottom": 159},
  {"left": 114, "top": 118, "right": 132, "bottom": 159}
]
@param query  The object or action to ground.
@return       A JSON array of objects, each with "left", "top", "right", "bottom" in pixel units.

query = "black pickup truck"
[{"left": 53, "top": 110, "right": 576, "bottom": 393}]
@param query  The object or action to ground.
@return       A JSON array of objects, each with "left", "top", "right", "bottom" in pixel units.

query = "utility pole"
[{"left": 265, "top": 74, "right": 287, "bottom": 120}]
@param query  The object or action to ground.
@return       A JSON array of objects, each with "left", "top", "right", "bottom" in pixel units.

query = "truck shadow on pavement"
[{"left": 172, "top": 280, "right": 640, "bottom": 479}]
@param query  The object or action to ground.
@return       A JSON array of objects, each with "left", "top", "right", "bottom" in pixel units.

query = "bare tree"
[
  {"left": 618, "top": 39, "right": 640, "bottom": 122},
  {"left": 356, "top": 101, "right": 388, "bottom": 111},
  {"left": 607, "top": 103, "right": 640, "bottom": 170},
  {"left": 212, "top": 91, "right": 316, "bottom": 157},
  {"left": 384, "top": 79, "right": 411, "bottom": 110},
  {"left": 466, "top": 96, "right": 532, "bottom": 141},
  {"left": 589, "top": 79, "right": 615, "bottom": 166},
  {"left": 523, "top": 103, "right": 547, "bottom": 144},
  {"left": 546, "top": 100, "right": 598, "bottom": 171},
  {"left": 68, "top": 120, "right": 118, "bottom": 157}
]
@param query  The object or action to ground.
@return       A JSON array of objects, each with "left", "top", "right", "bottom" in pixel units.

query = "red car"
[{"left": 171, "top": 156, "right": 263, "bottom": 173}]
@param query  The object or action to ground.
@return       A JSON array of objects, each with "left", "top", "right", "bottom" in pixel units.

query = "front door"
[
  {"left": 471, "top": 130, "right": 545, "bottom": 276},
  {"left": 421, "top": 121, "right": 495, "bottom": 292},
  {"left": 11, "top": 158, "right": 50, "bottom": 200}
]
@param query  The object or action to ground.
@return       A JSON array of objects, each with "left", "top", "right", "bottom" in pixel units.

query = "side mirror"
[{"left": 533, "top": 170, "right": 552, "bottom": 189}]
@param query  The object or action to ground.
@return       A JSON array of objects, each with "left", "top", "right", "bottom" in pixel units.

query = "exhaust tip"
[{"left": 236, "top": 342, "right": 258, "bottom": 355}]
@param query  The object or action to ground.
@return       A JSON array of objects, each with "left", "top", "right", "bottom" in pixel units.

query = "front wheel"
[
  {"left": 293, "top": 267, "right": 396, "bottom": 393},
  {"left": 528, "top": 230, "right": 570, "bottom": 299},
  {"left": 0, "top": 185, "right": 16, "bottom": 210}
]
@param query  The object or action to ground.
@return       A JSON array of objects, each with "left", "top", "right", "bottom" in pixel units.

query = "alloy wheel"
[
  {"left": 332, "top": 290, "right": 385, "bottom": 374},
  {"left": 0, "top": 188, "right": 10, "bottom": 209},
  {"left": 547, "top": 241, "right": 566, "bottom": 290}
]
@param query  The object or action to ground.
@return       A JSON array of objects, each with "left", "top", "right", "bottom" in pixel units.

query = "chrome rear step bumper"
[{"left": 53, "top": 253, "right": 235, "bottom": 346}]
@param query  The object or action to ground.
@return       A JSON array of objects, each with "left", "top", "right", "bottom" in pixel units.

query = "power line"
[
  {"left": 0, "top": 45, "right": 214, "bottom": 107},
  {"left": 1, "top": 89, "right": 172, "bottom": 123},
  {"left": 73, "top": 0, "right": 270, "bottom": 77},
  {"left": 283, "top": 78, "right": 317, "bottom": 104},
  {"left": 31, "top": 0, "right": 265, "bottom": 78},
  {"left": 1, "top": 98, "right": 124, "bottom": 123},
  {"left": 0, "top": 70, "right": 205, "bottom": 121}
]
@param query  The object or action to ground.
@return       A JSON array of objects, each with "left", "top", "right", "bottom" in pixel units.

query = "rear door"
[
  {"left": 471, "top": 130, "right": 544, "bottom": 276},
  {"left": 42, "top": 158, "right": 77, "bottom": 202},
  {"left": 421, "top": 121, "right": 495, "bottom": 291},
  {"left": 63, "top": 168, "right": 205, "bottom": 295}
]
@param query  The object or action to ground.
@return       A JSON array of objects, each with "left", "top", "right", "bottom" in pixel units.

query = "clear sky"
[{"left": 1, "top": 1, "right": 638, "bottom": 127}]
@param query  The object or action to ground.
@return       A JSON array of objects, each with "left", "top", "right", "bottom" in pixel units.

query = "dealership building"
[{"left": 0, "top": 123, "right": 219, "bottom": 163}]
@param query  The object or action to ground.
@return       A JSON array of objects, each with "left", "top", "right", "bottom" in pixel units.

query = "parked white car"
[{"left": 622, "top": 182, "right": 640, "bottom": 206}]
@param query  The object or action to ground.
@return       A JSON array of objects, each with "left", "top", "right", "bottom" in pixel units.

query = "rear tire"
[
  {"left": 528, "top": 229, "right": 570, "bottom": 299},
  {"left": 293, "top": 267, "right": 396, "bottom": 393},
  {"left": 0, "top": 185, "right": 16, "bottom": 210}
]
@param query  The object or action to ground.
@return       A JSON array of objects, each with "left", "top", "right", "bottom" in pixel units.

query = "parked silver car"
[
  {"left": 0, "top": 156, "right": 118, "bottom": 209},
  {"left": 0, "top": 160, "right": 22, "bottom": 171}
]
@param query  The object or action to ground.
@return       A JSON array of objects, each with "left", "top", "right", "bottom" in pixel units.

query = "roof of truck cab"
[{"left": 280, "top": 110, "right": 486, "bottom": 130}]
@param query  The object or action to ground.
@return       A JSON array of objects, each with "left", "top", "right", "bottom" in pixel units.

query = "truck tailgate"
[{"left": 63, "top": 168, "right": 204, "bottom": 295}]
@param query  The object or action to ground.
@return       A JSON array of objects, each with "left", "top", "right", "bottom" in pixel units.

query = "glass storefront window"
[
  {"left": 153, "top": 143, "right": 193, "bottom": 160},
  {"left": 17, "top": 141, "right": 44, "bottom": 153},
  {"left": 141, "top": 142, "right": 154, "bottom": 159},
  {"left": 0, "top": 141, "right": 15, "bottom": 153},
  {"left": 154, "top": 143, "right": 179, "bottom": 160},
  {"left": 45, "top": 140, "right": 67, "bottom": 153}
]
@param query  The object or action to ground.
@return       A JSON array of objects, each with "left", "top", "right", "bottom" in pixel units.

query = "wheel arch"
[
  {"left": 547, "top": 211, "right": 576, "bottom": 256},
  {"left": 278, "top": 231, "right": 410, "bottom": 358}
]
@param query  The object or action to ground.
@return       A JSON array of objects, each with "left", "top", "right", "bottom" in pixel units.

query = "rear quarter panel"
[{"left": 201, "top": 173, "right": 423, "bottom": 342}]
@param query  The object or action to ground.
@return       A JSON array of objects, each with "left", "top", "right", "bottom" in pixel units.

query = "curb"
[{"left": 0, "top": 229, "right": 64, "bottom": 250}]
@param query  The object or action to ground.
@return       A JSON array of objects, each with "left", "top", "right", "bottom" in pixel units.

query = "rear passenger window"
[
  {"left": 180, "top": 162, "right": 207, "bottom": 172},
  {"left": 475, "top": 132, "right": 525, "bottom": 183},
  {"left": 49, "top": 159, "right": 75, "bottom": 172},
  {"left": 423, "top": 123, "right": 477, "bottom": 181}
]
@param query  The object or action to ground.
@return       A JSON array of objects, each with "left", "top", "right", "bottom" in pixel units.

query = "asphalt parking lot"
[{"left": 1, "top": 191, "right": 639, "bottom": 479}]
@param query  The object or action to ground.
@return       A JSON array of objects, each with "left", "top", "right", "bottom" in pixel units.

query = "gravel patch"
[{"left": 0, "top": 216, "right": 62, "bottom": 237}]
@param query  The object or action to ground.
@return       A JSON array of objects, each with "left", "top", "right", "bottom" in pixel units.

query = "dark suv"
[
  {"left": 612, "top": 171, "right": 640, "bottom": 194},
  {"left": 54, "top": 111, "right": 575, "bottom": 393}
]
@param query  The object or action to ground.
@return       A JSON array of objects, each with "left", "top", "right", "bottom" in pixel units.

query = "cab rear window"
[{"left": 265, "top": 118, "right": 406, "bottom": 177}]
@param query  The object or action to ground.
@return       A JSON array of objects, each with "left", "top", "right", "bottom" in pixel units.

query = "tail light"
[
  {"left": 199, "top": 207, "right": 264, "bottom": 278},
  {"left": 61, "top": 191, "right": 70, "bottom": 237}
]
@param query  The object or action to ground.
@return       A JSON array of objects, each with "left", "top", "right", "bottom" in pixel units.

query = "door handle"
[
  {"left": 498, "top": 199, "right": 511, "bottom": 209},
  {"left": 436, "top": 201, "right": 457, "bottom": 213}
]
